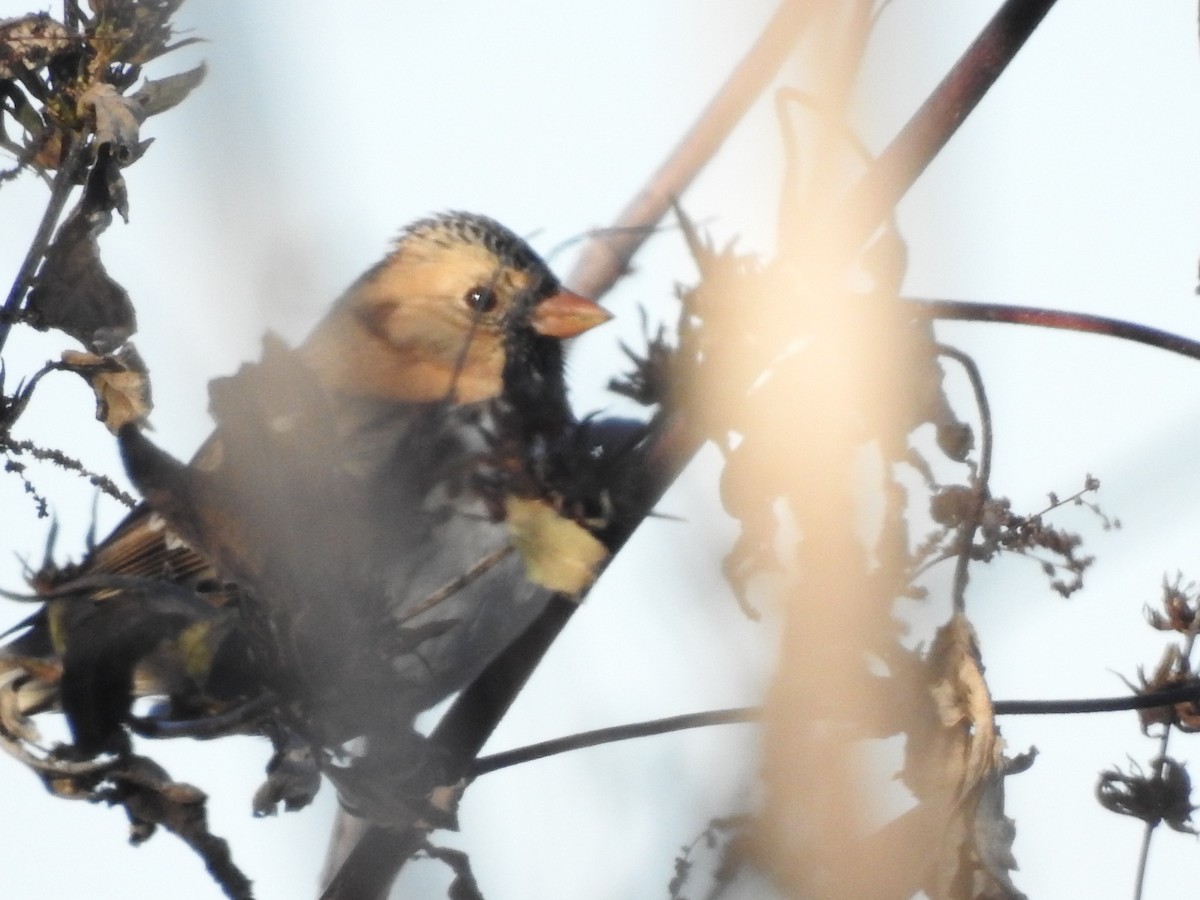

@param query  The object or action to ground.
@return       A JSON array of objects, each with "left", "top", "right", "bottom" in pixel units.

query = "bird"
[{"left": 0, "top": 211, "right": 623, "bottom": 819}]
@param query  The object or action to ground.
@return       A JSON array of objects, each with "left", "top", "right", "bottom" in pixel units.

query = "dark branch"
[
  {"left": 994, "top": 682, "right": 1200, "bottom": 716},
  {"left": 473, "top": 707, "right": 757, "bottom": 776},
  {"left": 911, "top": 298, "right": 1200, "bottom": 362},
  {"left": 832, "top": 0, "right": 1060, "bottom": 258},
  {"left": 0, "top": 135, "right": 85, "bottom": 355}
]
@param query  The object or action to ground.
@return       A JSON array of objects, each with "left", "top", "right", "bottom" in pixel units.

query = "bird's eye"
[{"left": 463, "top": 285, "right": 499, "bottom": 314}]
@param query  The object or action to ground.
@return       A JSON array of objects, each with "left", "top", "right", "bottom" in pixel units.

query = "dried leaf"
[
  {"left": 99, "top": 755, "right": 254, "bottom": 899},
  {"left": 899, "top": 612, "right": 1030, "bottom": 899},
  {"left": 423, "top": 843, "right": 483, "bottom": 900},
  {"left": 28, "top": 205, "right": 137, "bottom": 350},
  {"left": 970, "top": 766, "right": 1027, "bottom": 899},
  {"left": 0, "top": 671, "right": 41, "bottom": 742},
  {"left": 87, "top": 0, "right": 196, "bottom": 66},
  {"left": 927, "top": 612, "right": 998, "bottom": 798},
  {"left": 129, "top": 63, "right": 207, "bottom": 119},
  {"left": 253, "top": 737, "right": 320, "bottom": 816},
  {"left": 1125, "top": 645, "right": 1200, "bottom": 734},
  {"left": 11, "top": 89, "right": 48, "bottom": 141},
  {"left": 427, "top": 779, "right": 466, "bottom": 820},
  {"left": 1144, "top": 575, "right": 1199, "bottom": 634},
  {"left": 1098, "top": 757, "right": 1197, "bottom": 834},
  {"left": 503, "top": 496, "right": 607, "bottom": 595},
  {"left": 62, "top": 345, "right": 151, "bottom": 432},
  {"left": 668, "top": 815, "right": 750, "bottom": 899},
  {"left": 608, "top": 308, "right": 674, "bottom": 407},
  {"left": 0, "top": 14, "right": 75, "bottom": 79},
  {"left": 79, "top": 83, "right": 145, "bottom": 166}
]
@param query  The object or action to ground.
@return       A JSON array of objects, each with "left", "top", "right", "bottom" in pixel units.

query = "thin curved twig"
[
  {"left": 4, "top": 358, "right": 65, "bottom": 424},
  {"left": 462, "top": 679, "right": 1200, "bottom": 778},
  {"left": 433, "top": 678, "right": 1200, "bottom": 782},
  {"left": 911, "top": 298, "right": 1200, "bottom": 362},
  {"left": 935, "top": 344, "right": 992, "bottom": 613},
  {"left": 472, "top": 707, "right": 757, "bottom": 776},
  {"left": 0, "top": 727, "right": 117, "bottom": 778}
]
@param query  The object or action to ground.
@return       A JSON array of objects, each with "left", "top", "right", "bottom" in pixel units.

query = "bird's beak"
[{"left": 531, "top": 288, "right": 612, "bottom": 339}]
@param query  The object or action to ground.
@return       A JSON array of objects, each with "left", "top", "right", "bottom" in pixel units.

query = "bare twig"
[
  {"left": 465, "top": 676, "right": 1200, "bottom": 780},
  {"left": 1133, "top": 627, "right": 1198, "bottom": 900},
  {"left": 0, "top": 729, "right": 116, "bottom": 778},
  {"left": 464, "top": 678, "right": 1200, "bottom": 782},
  {"left": 936, "top": 345, "right": 992, "bottom": 613},
  {"left": 993, "top": 682, "right": 1200, "bottom": 716},
  {"left": 830, "top": 0, "right": 1061, "bottom": 263},
  {"left": 0, "top": 136, "right": 85, "bottom": 355},
  {"left": 912, "top": 298, "right": 1200, "bottom": 363},
  {"left": 391, "top": 546, "right": 514, "bottom": 626},
  {"left": 473, "top": 707, "right": 756, "bottom": 776},
  {"left": 5, "top": 358, "right": 65, "bottom": 423}
]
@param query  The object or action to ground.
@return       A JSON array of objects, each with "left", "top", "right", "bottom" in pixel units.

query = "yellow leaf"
[{"left": 503, "top": 496, "right": 607, "bottom": 595}]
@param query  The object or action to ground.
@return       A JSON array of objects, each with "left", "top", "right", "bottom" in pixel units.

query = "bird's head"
[{"left": 301, "top": 212, "right": 610, "bottom": 404}]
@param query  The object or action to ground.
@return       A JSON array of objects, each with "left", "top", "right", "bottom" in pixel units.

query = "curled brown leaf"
[
  {"left": 27, "top": 203, "right": 137, "bottom": 350},
  {"left": 61, "top": 344, "right": 151, "bottom": 431}
]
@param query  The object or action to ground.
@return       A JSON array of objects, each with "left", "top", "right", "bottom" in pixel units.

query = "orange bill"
[{"left": 530, "top": 288, "right": 612, "bottom": 338}]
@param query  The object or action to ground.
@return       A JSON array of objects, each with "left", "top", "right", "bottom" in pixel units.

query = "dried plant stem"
[
  {"left": 474, "top": 681, "right": 1200, "bottom": 780},
  {"left": 936, "top": 345, "right": 992, "bottom": 613},
  {"left": 914, "top": 298, "right": 1200, "bottom": 363},
  {"left": 1133, "top": 833, "right": 1151, "bottom": 900},
  {"left": 1133, "top": 629, "right": 1197, "bottom": 900},
  {"left": 0, "top": 136, "right": 85, "bottom": 356},
  {"left": 1, "top": 435, "right": 138, "bottom": 508},
  {"left": 392, "top": 679, "right": 1200, "bottom": 786},
  {"left": 834, "top": 0, "right": 1061, "bottom": 261},
  {"left": 393, "top": 546, "right": 514, "bottom": 626},
  {"left": 473, "top": 707, "right": 756, "bottom": 776},
  {"left": 993, "top": 681, "right": 1200, "bottom": 716}
]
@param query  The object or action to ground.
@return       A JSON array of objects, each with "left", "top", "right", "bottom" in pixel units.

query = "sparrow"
[{"left": 0, "top": 212, "right": 622, "bottom": 816}]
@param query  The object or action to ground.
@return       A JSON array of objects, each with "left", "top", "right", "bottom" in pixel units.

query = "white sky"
[{"left": 2, "top": 2, "right": 1200, "bottom": 898}]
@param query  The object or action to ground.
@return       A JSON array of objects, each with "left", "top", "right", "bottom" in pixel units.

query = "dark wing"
[{"left": 0, "top": 502, "right": 249, "bottom": 754}]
